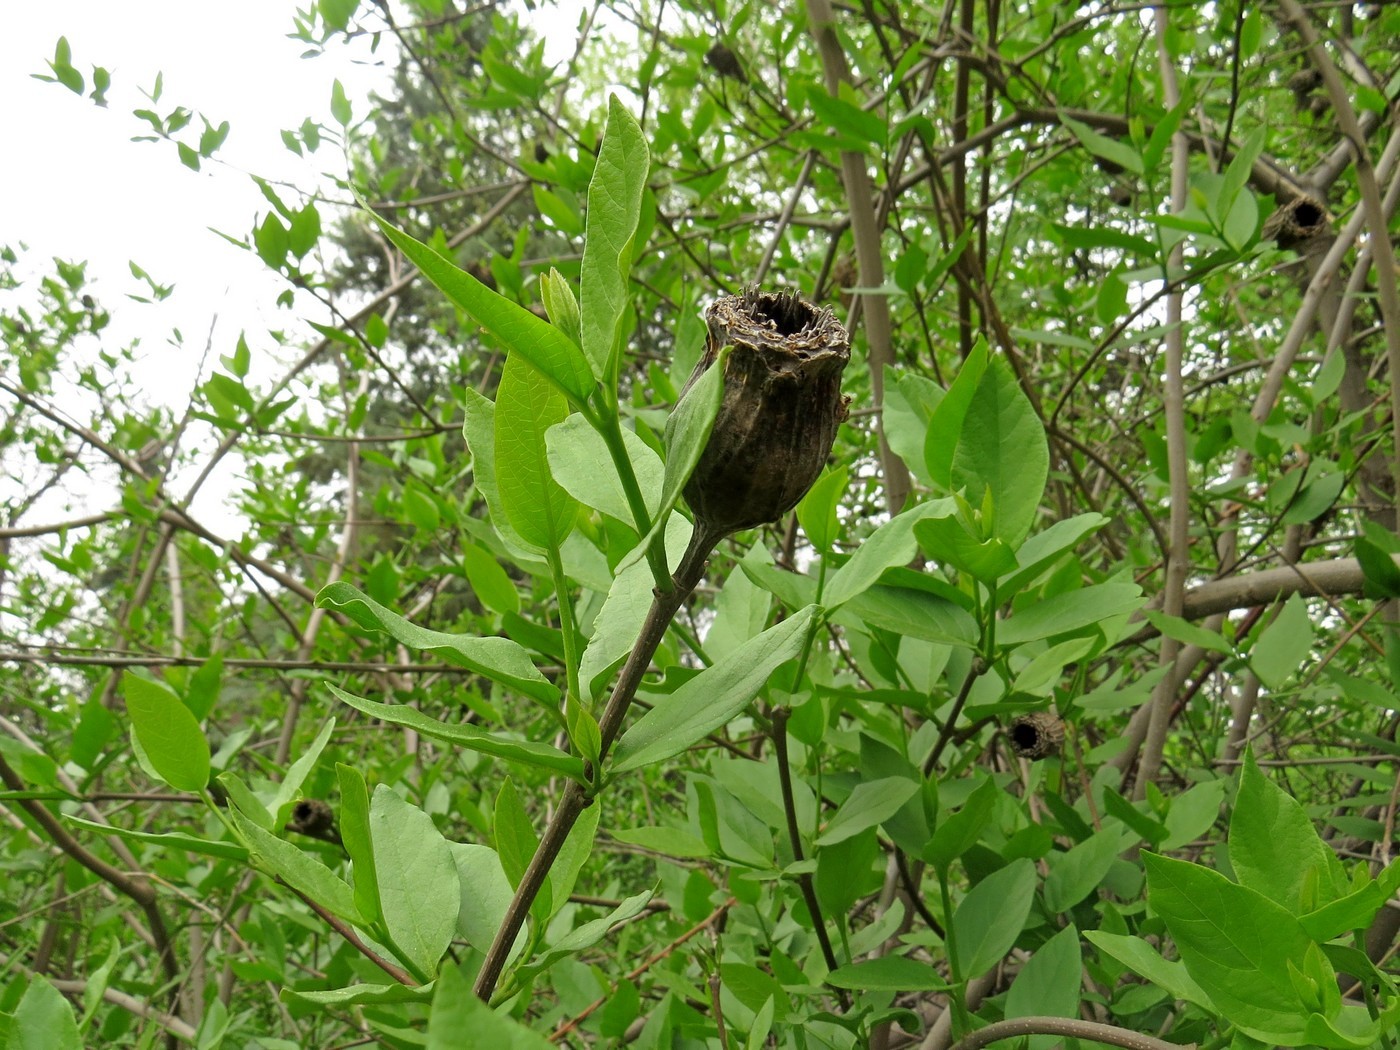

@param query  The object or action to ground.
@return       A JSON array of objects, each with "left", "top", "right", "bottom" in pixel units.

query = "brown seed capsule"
[
  {"left": 680, "top": 289, "right": 851, "bottom": 534},
  {"left": 705, "top": 42, "right": 747, "bottom": 83},
  {"left": 1008, "top": 711, "right": 1066, "bottom": 760}
]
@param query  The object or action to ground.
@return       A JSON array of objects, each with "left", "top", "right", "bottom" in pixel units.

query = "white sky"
[{"left": 2, "top": 1, "right": 392, "bottom": 383}]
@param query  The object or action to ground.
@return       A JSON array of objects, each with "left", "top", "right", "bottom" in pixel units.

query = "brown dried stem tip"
[{"left": 682, "top": 289, "right": 851, "bottom": 535}]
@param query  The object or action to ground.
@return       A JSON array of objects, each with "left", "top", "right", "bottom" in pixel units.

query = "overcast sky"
[{"left": 2, "top": 1, "right": 392, "bottom": 380}]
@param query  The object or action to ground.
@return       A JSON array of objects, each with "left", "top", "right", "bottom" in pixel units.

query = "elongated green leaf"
[
  {"left": 581, "top": 96, "right": 648, "bottom": 381},
  {"left": 326, "top": 684, "right": 584, "bottom": 778},
  {"left": 494, "top": 777, "right": 541, "bottom": 891},
  {"left": 951, "top": 353, "right": 1048, "bottom": 546},
  {"left": 611, "top": 606, "right": 816, "bottom": 772},
  {"left": 269, "top": 716, "right": 335, "bottom": 820},
  {"left": 450, "top": 843, "right": 526, "bottom": 963},
  {"left": 997, "top": 582, "right": 1143, "bottom": 645},
  {"left": 233, "top": 811, "right": 360, "bottom": 925},
  {"left": 952, "top": 858, "right": 1036, "bottom": 976},
  {"left": 514, "top": 890, "right": 654, "bottom": 981},
  {"left": 367, "top": 211, "right": 596, "bottom": 404},
  {"left": 461, "top": 388, "right": 547, "bottom": 563},
  {"left": 1250, "top": 595, "right": 1313, "bottom": 689},
  {"left": 64, "top": 815, "right": 249, "bottom": 863},
  {"left": 796, "top": 465, "right": 847, "bottom": 555},
  {"left": 284, "top": 982, "right": 434, "bottom": 1008},
  {"left": 318, "top": 582, "right": 557, "bottom": 705},
  {"left": 925, "top": 341, "right": 987, "bottom": 487},
  {"left": 1144, "top": 851, "right": 1317, "bottom": 1041},
  {"left": 122, "top": 672, "right": 210, "bottom": 791},
  {"left": 337, "top": 763, "right": 380, "bottom": 924},
  {"left": 547, "top": 800, "right": 600, "bottom": 919},
  {"left": 1085, "top": 930, "right": 1215, "bottom": 1010},
  {"left": 841, "top": 585, "right": 979, "bottom": 648},
  {"left": 816, "top": 777, "right": 920, "bottom": 846},
  {"left": 546, "top": 412, "right": 663, "bottom": 524},
  {"left": 827, "top": 955, "right": 949, "bottom": 992},
  {"left": 428, "top": 962, "right": 553, "bottom": 1050},
  {"left": 1005, "top": 925, "right": 1082, "bottom": 1050},
  {"left": 496, "top": 354, "right": 579, "bottom": 552},
  {"left": 924, "top": 774, "right": 998, "bottom": 871},
  {"left": 370, "top": 785, "right": 459, "bottom": 978},
  {"left": 10, "top": 976, "right": 81, "bottom": 1050},
  {"left": 1043, "top": 826, "right": 1125, "bottom": 912},
  {"left": 824, "top": 499, "right": 954, "bottom": 609},
  {"left": 1230, "top": 749, "right": 1343, "bottom": 913}
]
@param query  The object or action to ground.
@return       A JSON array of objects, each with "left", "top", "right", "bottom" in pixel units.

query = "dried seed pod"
[
  {"left": 705, "top": 42, "right": 747, "bottom": 83},
  {"left": 1263, "top": 194, "right": 1331, "bottom": 252},
  {"left": 288, "top": 798, "right": 336, "bottom": 838},
  {"left": 680, "top": 289, "right": 851, "bottom": 534},
  {"left": 1008, "top": 711, "right": 1066, "bottom": 760}
]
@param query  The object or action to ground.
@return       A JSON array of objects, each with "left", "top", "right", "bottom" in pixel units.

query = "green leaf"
[
  {"left": 842, "top": 584, "right": 979, "bottom": 649},
  {"left": 10, "top": 975, "right": 81, "bottom": 1050},
  {"left": 915, "top": 513, "right": 1019, "bottom": 585},
  {"left": 514, "top": 890, "right": 654, "bottom": 982},
  {"left": 1144, "top": 852, "right": 1319, "bottom": 1041},
  {"left": 998, "top": 582, "right": 1143, "bottom": 645},
  {"left": 1356, "top": 536, "right": 1400, "bottom": 599},
  {"left": 269, "top": 716, "right": 335, "bottom": 821},
  {"left": 796, "top": 465, "right": 847, "bottom": 555},
  {"left": 581, "top": 96, "right": 648, "bottom": 382},
  {"left": 547, "top": 801, "right": 600, "bottom": 919},
  {"left": 330, "top": 78, "right": 351, "bottom": 124},
  {"left": 1012, "top": 636, "right": 1096, "bottom": 696},
  {"left": 808, "top": 84, "right": 886, "bottom": 147},
  {"left": 952, "top": 858, "right": 1037, "bottom": 976},
  {"left": 1061, "top": 113, "right": 1144, "bottom": 175},
  {"left": 1161, "top": 777, "right": 1227, "bottom": 850},
  {"left": 1043, "top": 826, "right": 1125, "bottom": 911},
  {"left": 495, "top": 354, "right": 579, "bottom": 552},
  {"left": 403, "top": 484, "right": 441, "bottom": 531},
  {"left": 233, "top": 810, "right": 360, "bottom": 925},
  {"left": 428, "top": 963, "right": 553, "bottom": 1050},
  {"left": 827, "top": 955, "right": 949, "bottom": 992},
  {"left": 254, "top": 212, "right": 289, "bottom": 270},
  {"left": 326, "top": 685, "right": 584, "bottom": 778},
  {"left": 1085, "top": 930, "right": 1215, "bottom": 1010},
  {"left": 494, "top": 777, "right": 541, "bottom": 891},
  {"left": 825, "top": 499, "right": 955, "bottom": 608},
  {"left": 546, "top": 412, "right": 663, "bottom": 525},
  {"left": 1230, "top": 749, "right": 1343, "bottom": 913},
  {"left": 924, "top": 774, "right": 998, "bottom": 871},
  {"left": 925, "top": 341, "right": 988, "bottom": 488},
  {"left": 461, "top": 388, "right": 546, "bottom": 561},
  {"left": 538, "top": 267, "right": 581, "bottom": 345},
  {"left": 122, "top": 672, "right": 210, "bottom": 791},
  {"left": 317, "top": 582, "right": 557, "bottom": 705},
  {"left": 450, "top": 844, "right": 525, "bottom": 961},
  {"left": 951, "top": 353, "right": 1049, "bottom": 545},
  {"left": 611, "top": 605, "right": 816, "bottom": 772},
  {"left": 1005, "top": 925, "right": 1082, "bottom": 1049},
  {"left": 62, "top": 817, "right": 247, "bottom": 864},
  {"left": 650, "top": 344, "right": 727, "bottom": 544},
  {"left": 370, "top": 785, "right": 459, "bottom": 978},
  {"left": 1250, "top": 595, "right": 1312, "bottom": 689},
  {"left": 284, "top": 982, "right": 434, "bottom": 1008},
  {"left": 461, "top": 541, "right": 520, "bottom": 616},
  {"left": 336, "top": 764, "right": 380, "bottom": 925},
  {"left": 1143, "top": 610, "right": 1233, "bottom": 655},
  {"left": 815, "top": 777, "right": 920, "bottom": 846},
  {"left": 611, "top": 825, "right": 712, "bottom": 858},
  {"left": 366, "top": 212, "right": 596, "bottom": 405}
]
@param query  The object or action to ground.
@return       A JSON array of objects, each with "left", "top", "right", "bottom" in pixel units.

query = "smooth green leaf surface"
[
  {"left": 337, "top": 763, "right": 380, "bottom": 925},
  {"left": 234, "top": 811, "right": 360, "bottom": 925},
  {"left": 581, "top": 96, "right": 648, "bottom": 381},
  {"left": 952, "top": 858, "right": 1036, "bottom": 976},
  {"left": 326, "top": 684, "right": 584, "bottom": 778},
  {"left": 122, "top": 672, "right": 210, "bottom": 791},
  {"left": 1005, "top": 924, "right": 1082, "bottom": 1049},
  {"left": 370, "top": 785, "right": 459, "bottom": 978},
  {"left": 495, "top": 354, "right": 579, "bottom": 553},
  {"left": 546, "top": 412, "right": 663, "bottom": 525},
  {"left": 827, "top": 955, "right": 949, "bottom": 992},
  {"left": 368, "top": 211, "right": 596, "bottom": 404},
  {"left": 63, "top": 816, "right": 249, "bottom": 863},
  {"left": 815, "top": 777, "right": 920, "bottom": 846},
  {"left": 824, "top": 499, "right": 954, "bottom": 609},
  {"left": 611, "top": 606, "right": 816, "bottom": 772},
  {"left": 1250, "top": 596, "right": 1313, "bottom": 689},
  {"left": 428, "top": 963, "right": 552, "bottom": 1050},
  {"left": 318, "top": 582, "right": 558, "bottom": 705},
  {"left": 9, "top": 976, "right": 81, "bottom": 1050}
]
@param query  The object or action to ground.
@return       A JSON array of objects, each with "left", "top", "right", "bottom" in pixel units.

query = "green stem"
[
  {"left": 596, "top": 413, "right": 672, "bottom": 592},
  {"left": 938, "top": 868, "right": 972, "bottom": 1037},
  {"left": 545, "top": 544, "right": 583, "bottom": 714},
  {"left": 473, "top": 520, "right": 726, "bottom": 1003}
]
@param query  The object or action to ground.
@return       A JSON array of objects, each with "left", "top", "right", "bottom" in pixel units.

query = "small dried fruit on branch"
[
  {"left": 705, "top": 42, "right": 747, "bottom": 83},
  {"left": 680, "top": 288, "right": 851, "bottom": 534},
  {"left": 1008, "top": 711, "right": 1066, "bottom": 760}
]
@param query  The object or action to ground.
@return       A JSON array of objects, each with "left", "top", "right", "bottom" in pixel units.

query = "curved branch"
[{"left": 948, "top": 1016, "right": 1191, "bottom": 1050}]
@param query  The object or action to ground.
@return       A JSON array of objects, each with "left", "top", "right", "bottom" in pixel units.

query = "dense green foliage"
[{"left": 5, "top": 1, "right": 1400, "bottom": 1047}]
